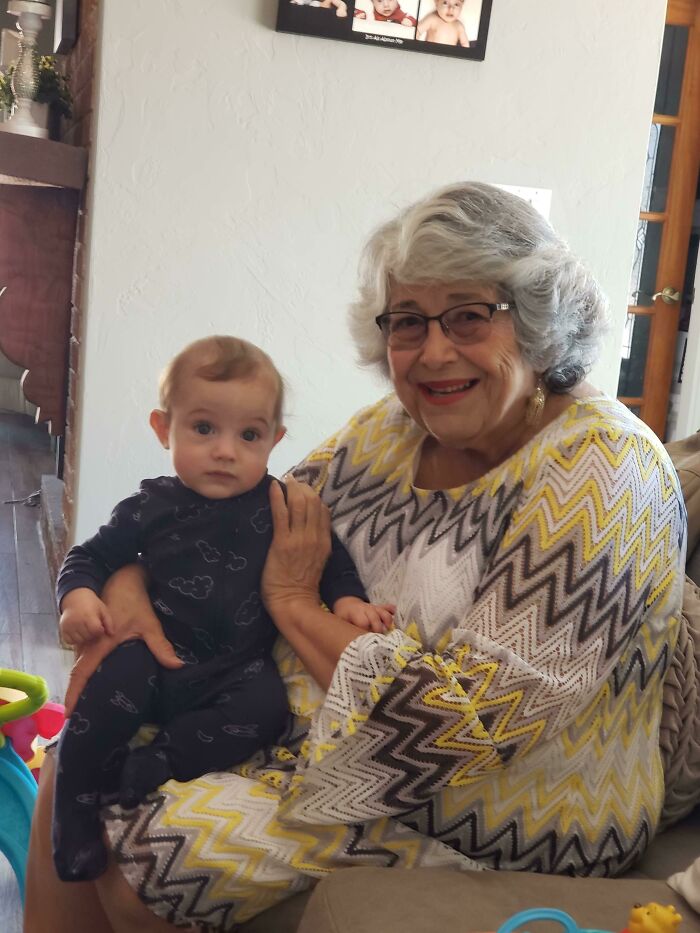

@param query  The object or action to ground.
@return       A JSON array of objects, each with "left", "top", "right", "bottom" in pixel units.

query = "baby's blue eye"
[
  {"left": 194, "top": 422, "right": 213, "bottom": 436},
  {"left": 241, "top": 428, "right": 259, "bottom": 442}
]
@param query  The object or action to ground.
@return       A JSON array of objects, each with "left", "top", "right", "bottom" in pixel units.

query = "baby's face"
[
  {"left": 157, "top": 370, "right": 284, "bottom": 499},
  {"left": 435, "top": 0, "right": 463, "bottom": 21},
  {"left": 373, "top": 0, "right": 399, "bottom": 15}
]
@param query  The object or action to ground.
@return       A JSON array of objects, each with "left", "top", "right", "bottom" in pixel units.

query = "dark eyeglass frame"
[{"left": 374, "top": 301, "right": 515, "bottom": 347}]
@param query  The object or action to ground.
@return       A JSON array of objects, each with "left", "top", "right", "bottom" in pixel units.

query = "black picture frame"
[
  {"left": 54, "top": 0, "right": 80, "bottom": 55},
  {"left": 276, "top": 1, "right": 493, "bottom": 62}
]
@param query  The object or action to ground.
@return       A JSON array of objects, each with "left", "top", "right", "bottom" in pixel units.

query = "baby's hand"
[
  {"left": 59, "top": 587, "right": 113, "bottom": 647},
  {"left": 401, "top": 17, "right": 413, "bottom": 25},
  {"left": 334, "top": 597, "right": 394, "bottom": 634},
  {"left": 354, "top": 8, "right": 367, "bottom": 17}
]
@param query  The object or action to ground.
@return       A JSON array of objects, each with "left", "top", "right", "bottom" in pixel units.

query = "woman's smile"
[{"left": 417, "top": 378, "right": 479, "bottom": 404}]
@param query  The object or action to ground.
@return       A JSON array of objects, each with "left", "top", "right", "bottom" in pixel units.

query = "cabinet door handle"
[{"left": 651, "top": 286, "right": 681, "bottom": 304}]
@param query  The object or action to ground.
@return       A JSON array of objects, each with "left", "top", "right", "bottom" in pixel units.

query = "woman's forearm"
[{"left": 269, "top": 598, "right": 363, "bottom": 690}]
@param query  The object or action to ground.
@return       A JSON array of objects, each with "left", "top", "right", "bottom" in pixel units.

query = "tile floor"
[{"left": 0, "top": 413, "right": 73, "bottom": 932}]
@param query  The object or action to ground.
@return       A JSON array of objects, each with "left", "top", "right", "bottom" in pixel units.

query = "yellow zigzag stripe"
[{"left": 505, "top": 479, "right": 675, "bottom": 595}]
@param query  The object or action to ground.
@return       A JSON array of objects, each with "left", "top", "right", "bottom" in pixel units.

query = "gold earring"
[{"left": 525, "top": 378, "right": 546, "bottom": 426}]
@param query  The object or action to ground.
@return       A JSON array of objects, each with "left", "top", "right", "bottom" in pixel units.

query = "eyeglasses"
[{"left": 375, "top": 302, "right": 514, "bottom": 349}]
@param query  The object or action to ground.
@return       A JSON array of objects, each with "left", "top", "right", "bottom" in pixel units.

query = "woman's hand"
[
  {"left": 262, "top": 477, "right": 332, "bottom": 618},
  {"left": 63, "top": 564, "right": 183, "bottom": 715},
  {"left": 261, "top": 477, "right": 366, "bottom": 690}
]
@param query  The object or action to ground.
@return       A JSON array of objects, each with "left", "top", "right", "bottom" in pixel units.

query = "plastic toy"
[
  {"left": 495, "top": 904, "right": 683, "bottom": 933},
  {"left": 623, "top": 903, "right": 683, "bottom": 933},
  {"left": 0, "top": 696, "right": 65, "bottom": 779},
  {"left": 0, "top": 669, "right": 53, "bottom": 900},
  {"left": 496, "top": 908, "right": 610, "bottom": 933}
]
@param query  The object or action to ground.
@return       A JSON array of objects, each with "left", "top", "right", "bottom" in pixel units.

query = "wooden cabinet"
[{"left": 0, "top": 133, "right": 86, "bottom": 435}]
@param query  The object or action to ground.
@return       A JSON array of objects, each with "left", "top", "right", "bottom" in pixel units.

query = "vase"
[
  {"left": 1, "top": 1, "right": 51, "bottom": 138},
  {"left": 29, "top": 100, "right": 49, "bottom": 132}
]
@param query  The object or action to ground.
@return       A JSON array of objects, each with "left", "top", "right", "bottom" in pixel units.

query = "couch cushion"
[
  {"left": 239, "top": 891, "right": 312, "bottom": 932},
  {"left": 660, "top": 577, "right": 700, "bottom": 827},
  {"left": 632, "top": 806, "right": 700, "bottom": 879},
  {"left": 666, "top": 433, "right": 700, "bottom": 564},
  {"left": 298, "top": 868, "right": 700, "bottom": 933}
]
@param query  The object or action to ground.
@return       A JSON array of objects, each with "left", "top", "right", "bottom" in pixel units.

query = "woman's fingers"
[
  {"left": 144, "top": 626, "right": 184, "bottom": 669},
  {"left": 98, "top": 603, "right": 114, "bottom": 637},
  {"left": 285, "top": 476, "right": 309, "bottom": 531},
  {"left": 64, "top": 638, "right": 117, "bottom": 716},
  {"left": 290, "top": 477, "right": 331, "bottom": 548},
  {"left": 269, "top": 479, "right": 290, "bottom": 538},
  {"left": 282, "top": 477, "right": 331, "bottom": 556}
]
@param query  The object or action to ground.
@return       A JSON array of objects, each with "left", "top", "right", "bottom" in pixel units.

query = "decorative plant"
[{"left": 0, "top": 55, "right": 72, "bottom": 118}]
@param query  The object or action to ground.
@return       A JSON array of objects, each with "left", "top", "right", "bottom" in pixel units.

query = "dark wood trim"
[{"left": 0, "top": 133, "right": 87, "bottom": 190}]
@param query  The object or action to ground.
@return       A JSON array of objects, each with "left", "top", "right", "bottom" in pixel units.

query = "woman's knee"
[{"left": 95, "top": 856, "right": 179, "bottom": 932}]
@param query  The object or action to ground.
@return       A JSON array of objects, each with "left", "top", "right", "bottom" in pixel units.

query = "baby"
[
  {"left": 417, "top": 0, "right": 469, "bottom": 45},
  {"left": 291, "top": 0, "right": 348, "bottom": 16},
  {"left": 53, "top": 335, "right": 392, "bottom": 882},
  {"left": 354, "top": 0, "right": 417, "bottom": 26}
]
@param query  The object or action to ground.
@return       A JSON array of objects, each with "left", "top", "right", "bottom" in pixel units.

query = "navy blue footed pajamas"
[{"left": 53, "top": 473, "right": 367, "bottom": 881}]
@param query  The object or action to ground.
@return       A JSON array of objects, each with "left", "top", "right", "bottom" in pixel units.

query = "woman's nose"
[{"left": 418, "top": 321, "right": 459, "bottom": 367}]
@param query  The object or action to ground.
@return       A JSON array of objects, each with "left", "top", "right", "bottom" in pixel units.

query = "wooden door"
[
  {"left": 0, "top": 183, "right": 78, "bottom": 435},
  {"left": 617, "top": 0, "right": 700, "bottom": 438}
]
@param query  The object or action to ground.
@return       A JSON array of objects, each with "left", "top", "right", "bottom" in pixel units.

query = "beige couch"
[{"left": 243, "top": 432, "right": 700, "bottom": 933}]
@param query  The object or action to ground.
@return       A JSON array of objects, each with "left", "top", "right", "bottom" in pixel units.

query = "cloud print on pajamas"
[
  {"left": 169, "top": 574, "right": 214, "bottom": 599},
  {"left": 250, "top": 507, "right": 271, "bottom": 533},
  {"left": 226, "top": 552, "right": 248, "bottom": 572},
  {"left": 234, "top": 592, "right": 262, "bottom": 626},
  {"left": 175, "top": 502, "right": 210, "bottom": 523},
  {"left": 68, "top": 713, "right": 90, "bottom": 734}
]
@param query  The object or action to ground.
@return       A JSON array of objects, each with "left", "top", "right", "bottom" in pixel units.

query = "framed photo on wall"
[{"left": 276, "top": 0, "right": 493, "bottom": 62}]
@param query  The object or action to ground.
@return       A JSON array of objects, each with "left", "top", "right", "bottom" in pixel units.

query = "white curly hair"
[{"left": 349, "top": 182, "right": 609, "bottom": 393}]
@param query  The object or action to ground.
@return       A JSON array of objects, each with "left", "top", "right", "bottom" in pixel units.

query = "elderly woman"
[{"left": 26, "top": 182, "right": 686, "bottom": 932}]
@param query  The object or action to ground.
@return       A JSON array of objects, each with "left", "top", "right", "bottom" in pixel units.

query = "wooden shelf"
[{"left": 0, "top": 131, "right": 87, "bottom": 190}]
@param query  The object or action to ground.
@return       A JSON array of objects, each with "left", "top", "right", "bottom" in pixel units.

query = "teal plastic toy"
[
  {"left": 0, "top": 669, "right": 49, "bottom": 901},
  {"left": 497, "top": 908, "right": 612, "bottom": 933}
]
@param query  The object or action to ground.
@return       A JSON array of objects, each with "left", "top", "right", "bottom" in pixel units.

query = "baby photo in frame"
[{"left": 276, "top": 0, "right": 493, "bottom": 61}]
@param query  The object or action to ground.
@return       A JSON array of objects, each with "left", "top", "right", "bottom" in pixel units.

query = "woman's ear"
[{"left": 149, "top": 409, "right": 171, "bottom": 449}]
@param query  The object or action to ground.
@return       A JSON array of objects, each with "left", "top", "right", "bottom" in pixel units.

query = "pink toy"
[{"left": 0, "top": 697, "right": 65, "bottom": 778}]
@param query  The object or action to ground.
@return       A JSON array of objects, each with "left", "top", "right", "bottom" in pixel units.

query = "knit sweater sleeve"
[{"left": 279, "top": 419, "right": 686, "bottom": 825}]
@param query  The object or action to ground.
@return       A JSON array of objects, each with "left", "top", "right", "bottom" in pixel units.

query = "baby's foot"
[
  {"left": 119, "top": 746, "right": 172, "bottom": 809},
  {"left": 53, "top": 812, "right": 107, "bottom": 882},
  {"left": 57, "top": 839, "right": 108, "bottom": 882}
]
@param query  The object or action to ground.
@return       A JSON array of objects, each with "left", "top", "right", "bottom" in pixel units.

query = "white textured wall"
[{"left": 73, "top": 0, "right": 666, "bottom": 540}]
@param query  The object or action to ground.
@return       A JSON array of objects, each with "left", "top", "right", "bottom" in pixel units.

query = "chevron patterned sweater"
[{"left": 104, "top": 394, "right": 686, "bottom": 929}]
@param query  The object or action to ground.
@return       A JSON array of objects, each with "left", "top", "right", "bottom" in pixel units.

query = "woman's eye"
[
  {"left": 194, "top": 422, "right": 213, "bottom": 436},
  {"left": 393, "top": 315, "right": 423, "bottom": 332},
  {"left": 451, "top": 306, "right": 489, "bottom": 324},
  {"left": 241, "top": 429, "right": 259, "bottom": 442}
]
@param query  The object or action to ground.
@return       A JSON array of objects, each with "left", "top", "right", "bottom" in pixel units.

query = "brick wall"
[{"left": 57, "top": 0, "right": 99, "bottom": 547}]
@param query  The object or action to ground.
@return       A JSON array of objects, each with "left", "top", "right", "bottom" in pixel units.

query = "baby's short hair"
[{"left": 159, "top": 336, "right": 284, "bottom": 425}]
